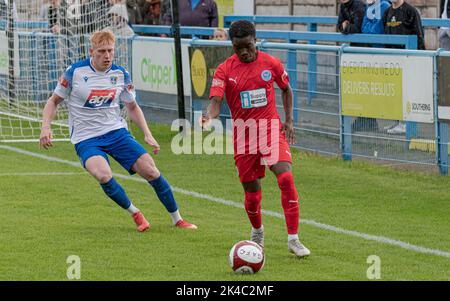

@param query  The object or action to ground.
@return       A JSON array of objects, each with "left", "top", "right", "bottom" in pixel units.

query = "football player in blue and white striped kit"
[{"left": 39, "top": 29, "right": 197, "bottom": 231}]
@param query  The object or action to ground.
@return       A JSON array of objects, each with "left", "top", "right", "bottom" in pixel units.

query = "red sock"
[
  {"left": 276, "top": 171, "right": 299, "bottom": 235},
  {"left": 244, "top": 190, "right": 262, "bottom": 229}
]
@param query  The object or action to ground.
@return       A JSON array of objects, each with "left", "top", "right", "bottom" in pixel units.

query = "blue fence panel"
[{"left": 224, "top": 15, "right": 450, "bottom": 29}]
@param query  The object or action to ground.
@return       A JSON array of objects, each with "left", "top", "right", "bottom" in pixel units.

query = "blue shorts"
[{"left": 75, "top": 128, "right": 147, "bottom": 175}]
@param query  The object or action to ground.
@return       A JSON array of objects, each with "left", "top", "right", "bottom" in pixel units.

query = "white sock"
[
  {"left": 288, "top": 234, "right": 299, "bottom": 242},
  {"left": 252, "top": 225, "right": 264, "bottom": 232},
  {"left": 127, "top": 203, "right": 140, "bottom": 215},
  {"left": 170, "top": 210, "right": 182, "bottom": 225}
]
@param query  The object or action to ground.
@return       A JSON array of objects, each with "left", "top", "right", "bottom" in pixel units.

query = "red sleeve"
[
  {"left": 209, "top": 62, "right": 227, "bottom": 99},
  {"left": 273, "top": 57, "right": 290, "bottom": 90}
]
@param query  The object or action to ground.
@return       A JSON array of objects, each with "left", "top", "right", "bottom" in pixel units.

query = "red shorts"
[{"left": 234, "top": 134, "right": 292, "bottom": 183}]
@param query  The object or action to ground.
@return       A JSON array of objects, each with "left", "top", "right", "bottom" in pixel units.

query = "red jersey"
[
  {"left": 209, "top": 51, "right": 290, "bottom": 155},
  {"left": 210, "top": 50, "right": 289, "bottom": 123}
]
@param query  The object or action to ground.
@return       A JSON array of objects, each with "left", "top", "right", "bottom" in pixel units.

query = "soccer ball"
[{"left": 228, "top": 240, "right": 265, "bottom": 274}]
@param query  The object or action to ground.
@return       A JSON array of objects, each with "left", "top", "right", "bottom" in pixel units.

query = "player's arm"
[
  {"left": 200, "top": 96, "right": 222, "bottom": 129},
  {"left": 39, "top": 93, "right": 64, "bottom": 149},
  {"left": 274, "top": 59, "right": 296, "bottom": 145},
  {"left": 202, "top": 64, "right": 226, "bottom": 129},
  {"left": 281, "top": 84, "right": 295, "bottom": 145},
  {"left": 125, "top": 101, "right": 160, "bottom": 154}
]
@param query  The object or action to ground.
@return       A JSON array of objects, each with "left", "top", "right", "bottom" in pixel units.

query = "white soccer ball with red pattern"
[{"left": 229, "top": 240, "right": 265, "bottom": 274}]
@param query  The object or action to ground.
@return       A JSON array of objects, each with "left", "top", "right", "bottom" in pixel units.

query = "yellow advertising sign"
[
  {"left": 341, "top": 60, "right": 403, "bottom": 120},
  {"left": 190, "top": 49, "right": 207, "bottom": 97}
]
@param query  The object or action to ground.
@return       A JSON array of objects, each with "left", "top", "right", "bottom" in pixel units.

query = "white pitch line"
[
  {"left": 1, "top": 144, "right": 450, "bottom": 259},
  {"left": 0, "top": 172, "right": 86, "bottom": 177}
]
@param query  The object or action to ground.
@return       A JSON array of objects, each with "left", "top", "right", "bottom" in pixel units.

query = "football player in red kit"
[{"left": 200, "top": 20, "right": 310, "bottom": 257}]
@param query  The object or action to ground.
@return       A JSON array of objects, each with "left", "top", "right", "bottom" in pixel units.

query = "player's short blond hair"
[{"left": 90, "top": 29, "right": 116, "bottom": 48}]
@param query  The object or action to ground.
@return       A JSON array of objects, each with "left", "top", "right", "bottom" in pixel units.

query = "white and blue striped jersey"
[{"left": 54, "top": 58, "right": 136, "bottom": 144}]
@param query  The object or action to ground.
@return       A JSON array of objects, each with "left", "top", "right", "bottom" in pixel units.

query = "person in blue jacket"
[
  {"left": 362, "top": 0, "right": 391, "bottom": 37},
  {"left": 352, "top": 0, "right": 391, "bottom": 133}
]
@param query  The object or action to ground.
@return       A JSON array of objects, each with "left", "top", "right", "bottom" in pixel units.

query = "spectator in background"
[
  {"left": 362, "top": 0, "right": 391, "bottom": 38},
  {"left": 39, "top": 0, "right": 50, "bottom": 21},
  {"left": 126, "top": 0, "right": 143, "bottom": 24},
  {"left": 351, "top": 0, "right": 391, "bottom": 132},
  {"left": 106, "top": 3, "right": 135, "bottom": 36},
  {"left": 213, "top": 27, "right": 228, "bottom": 40},
  {"left": 337, "top": 0, "right": 366, "bottom": 35},
  {"left": 48, "top": 0, "right": 70, "bottom": 34},
  {"left": 0, "top": 0, "right": 18, "bottom": 20},
  {"left": 338, "top": 0, "right": 370, "bottom": 132},
  {"left": 439, "top": 0, "right": 450, "bottom": 50},
  {"left": 142, "top": 0, "right": 161, "bottom": 25},
  {"left": 383, "top": 0, "right": 425, "bottom": 134},
  {"left": 160, "top": 0, "right": 170, "bottom": 24},
  {"left": 80, "top": 0, "right": 104, "bottom": 34},
  {"left": 161, "top": 0, "right": 218, "bottom": 28},
  {"left": 383, "top": 0, "right": 425, "bottom": 50},
  {"left": 47, "top": 0, "right": 75, "bottom": 75},
  {"left": 137, "top": 0, "right": 147, "bottom": 17}
]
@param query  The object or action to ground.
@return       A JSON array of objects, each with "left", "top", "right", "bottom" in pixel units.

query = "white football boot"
[
  {"left": 251, "top": 226, "right": 264, "bottom": 248},
  {"left": 288, "top": 239, "right": 311, "bottom": 257}
]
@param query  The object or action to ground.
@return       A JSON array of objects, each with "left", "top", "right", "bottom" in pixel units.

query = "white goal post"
[{"left": 0, "top": 0, "right": 131, "bottom": 143}]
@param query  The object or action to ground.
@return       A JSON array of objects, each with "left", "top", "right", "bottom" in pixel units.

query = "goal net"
[{"left": 0, "top": 0, "right": 131, "bottom": 143}]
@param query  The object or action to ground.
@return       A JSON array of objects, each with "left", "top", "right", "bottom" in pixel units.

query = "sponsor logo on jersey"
[
  {"left": 212, "top": 78, "right": 225, "bottom": 88},
  {"left": 228, "top": 77, "right": 238, "bottom": 85},
  {"left": 84, "top": 89, "right": 117, "bottom": 108},
  {"left": 240, "top": 88, "right": 267, "bottom": 108},
  {"left": 261, "top": 70, "right": 272, "bottom": 82}
]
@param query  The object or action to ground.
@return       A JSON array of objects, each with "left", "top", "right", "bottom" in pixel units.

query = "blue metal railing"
[
  {"left": 131, "top": 25, "right": 418, "bottom": 49},
  {"left": 130, "top": 25, "right": 418, "bottom": 125},
  {"left": 189, "top": 38, "right": 448, "bottom": 174},
  {"left": 223, "top": 15, "right": 450, "bottom": 29},
  {"left": 4, "top": 16, "right": 450, "bottom": 31}
]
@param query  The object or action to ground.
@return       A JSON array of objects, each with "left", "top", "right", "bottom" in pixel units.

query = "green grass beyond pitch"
[{"left": 0, "top": 123, "right": 450, "bottom": 280}]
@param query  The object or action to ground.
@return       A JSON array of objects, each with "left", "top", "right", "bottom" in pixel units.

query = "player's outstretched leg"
[
  {"left": 133, "top": 154, "right": 197, "bottom": 230},
  {"left": 85, "top": 156, "right": 150, "bottom": 232},
  {"left": 148, "top": 174, "right": 197, "bottom": 229},
  {"left": 275, "top": 168, "right": 310, "bottom": 257}
]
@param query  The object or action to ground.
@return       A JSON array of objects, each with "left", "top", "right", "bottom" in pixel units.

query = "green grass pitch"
[{"left": 0, "top": 123, "right": 449, "bottom": 280}]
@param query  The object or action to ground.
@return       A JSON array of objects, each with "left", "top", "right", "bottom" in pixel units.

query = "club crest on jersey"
[
  {"left": 110, "top": 76, "right": 118, "bottom": 85},
  {"left": 83, "top": 76, "right": 89, "bottom": 82},
  {"left": 261, "top": 70, "right": 272, "bottom": 82},
  {"left": 84, "top": 89, "right": 116, "bottom": 108}
]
